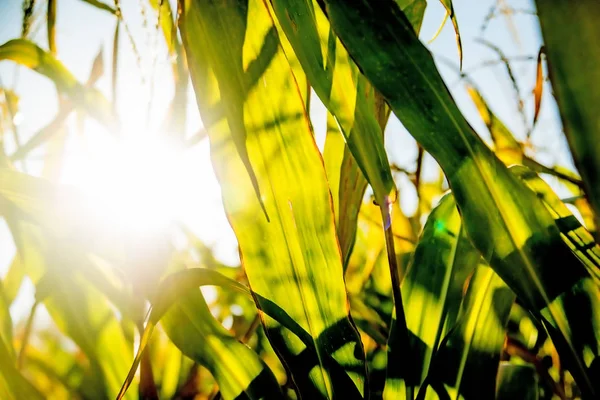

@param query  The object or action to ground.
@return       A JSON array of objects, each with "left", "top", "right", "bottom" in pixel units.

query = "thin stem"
[{"left": 383, "top": 215, "right": 413, "bottom": 400}]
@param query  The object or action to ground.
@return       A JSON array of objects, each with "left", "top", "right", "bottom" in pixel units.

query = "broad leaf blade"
[
  {"left": 535, "top": 1, "right": 600, "bottom": 238},
  {"left": 178, "top": 0, "right": 367, "bottom": 397},
  {"left": 425, "top": 265, "right": 515, "bottom": 399},
  {"left": 322, "top": 1, "right": 599, "bottom": 395},
  {"left": 161, "top": 289, "right": 282, "bottom": 400},
  {"left": 385, "top": 194, "right": 480, "bottom": 397},
  {"left": 269, "top": 0, "right": 396, "bottom": 220}
]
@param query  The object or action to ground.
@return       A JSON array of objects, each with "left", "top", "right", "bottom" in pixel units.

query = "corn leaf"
[
  {"left": 496, "top": 363, "right": 539, "bottom": 400},
  {"left": 118, "top": 266, "right": 282, "bottom": 400},
  {"left": 395, "top": 0, "right": 427, "bottom": 34},
  {"left": 384, "top": 194, "right": 480, "bottom": 397},
  {"left": 0, "top": 336, "right": 43, "bottom": 400},
  {"left": 535, "top": 1, "right": 600, "bottom": 240},
  {"left": 80, "top": 0, "right": 117, "bottom": 14},
  {"left": 269, "top": 0, "right": 396, "bottom": 223},
  {"left": 178, "top": 0, "right": 367, "bottom": 397},
  {"left": 162, "top": 290, "right": 283, "bottom": 400},
  {"left": 438, "top": 0, "right": 462, "bottom": 68},
  {"left": 0, "top": 39, "right": 117, "bottom": 133},
  {"left": 422, "top": 265, "right": 515, "bottom": 399},
  {"left": 323, "top": 113, "right": 367, "bottom": 266},
  {"left": 322, "top": 1, "right": 599, "bottom": 395}
]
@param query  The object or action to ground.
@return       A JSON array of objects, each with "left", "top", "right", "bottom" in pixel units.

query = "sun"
[{"left": 62, "top": 131, "right": 201, "bottom": 237}]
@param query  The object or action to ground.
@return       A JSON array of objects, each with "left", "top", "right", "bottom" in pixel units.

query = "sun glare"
[{"left": 68, "top": 133, "right": 197, "bottom": 235}]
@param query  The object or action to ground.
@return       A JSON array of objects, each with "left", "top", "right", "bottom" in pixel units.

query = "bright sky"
[{"left": 0, "top": 0, "right": 573, "bottom": 322}]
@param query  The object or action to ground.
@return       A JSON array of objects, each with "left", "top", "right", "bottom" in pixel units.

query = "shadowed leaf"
[
  {"left": 322, "top": 0, "right": 600, "bottom": 395},
  {"left": 535, "top": 0, "right": 600, "bottom": 239}
]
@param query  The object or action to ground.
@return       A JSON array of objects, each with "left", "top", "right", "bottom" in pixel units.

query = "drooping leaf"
[
  {"left": 0, "top": 336, "right": 43, "bottom": 400},
  {"left": 80, "top": 0, "right": 117, "bottom": 14},
  {"left": 322, "top": 0, "right": 599, "bottom": 395},
  {"left": 384, "top": 194, "right": 480, "bottom": 398},
  {"left": 423, "top": 265, "right": 515, "bottom": 399},
  {"left": 0, "top": 39, "right": 117, "bottom": 133},
  {"left": 535, "top": 1, "right": 600, "bottom": 240},
  {"left": 533, "top": 46, "right": 544, "bottom": 127},
  {"left": 178, "top": 0, "right": 367, "bottom": 397},
  {"left": 117, "top": 266, "right": 281, "bottom": 400},
  {"left": 323, "top": 113, "right": 367, "bottom": 266},
  {"left": 438, "top": 0, "right": 462, "bottom": 69}
]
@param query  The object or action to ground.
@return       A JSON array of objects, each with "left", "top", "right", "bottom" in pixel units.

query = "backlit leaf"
[
  {"left": 322, "top": 1, "right": 599, "bottom": 395},
  {"left": 0, "top": 39, "right": 117, "bottom": 133},
  {"left": 178, "top": 0, "right": 367, "bottom": 397}
]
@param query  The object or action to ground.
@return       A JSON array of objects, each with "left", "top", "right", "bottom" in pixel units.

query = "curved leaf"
[
  {"left": 322, "top": 0, "right": 599, "bottom": 395},
  {"left": 178, "top": 0, "right": 367, "bottom": 397},
  {"left": 117, "top": 267, "right": 282, "bottom": 400},
  {"left": 0, "top": 39, "right": 117, "bottom": 133}
]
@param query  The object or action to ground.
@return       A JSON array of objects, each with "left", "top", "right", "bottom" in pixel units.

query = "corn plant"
[{"left": 0, "top": 0, "right": 599, "bottom": 399}]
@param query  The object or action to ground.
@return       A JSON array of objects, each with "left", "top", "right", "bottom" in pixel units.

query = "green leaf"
[
  {"left": 395, "top": 0, "right": 427, "bottom": 34},
  {"left": 535, "top": 1, "right": 600, "bottom": 238},
  {"left": 269, "top": 0, "right": 396, "bottom": 223},
  {"left": 0, "top": 39, "right": 117, "bottom": 134},
  {"left": 80, "top": 0, "right": 117, "bottom": 14},
  {"left": 384, "top": 194, "right": 480, "bottom": 397},
  {"left": 2, "top": 255, "right": 25, "bottom": 305},
  {"left": 178, "top": 0, "right": 367, "bottom": 397},
  {"left": 0, "top": 336, "right": 43, "bottom": 400},
  {"left": 162, "top": 290, "right": 282, "bottom": 400},
  {"left": 495, "top": 363, "right": 539, "bottom": 400},
  {"left": 323, "top": 113, "right": 367, "bottom": 267},
  {"left": 117, "top": 266, "right": 281, "bottom": 400},
  {"left": 0, "top": 280, "right": 14, "bottom": 360},
  {"left": 423, "top": 265, "right": 515, "bottom": 399},
  {"left": 510, "top": 165, "right": 600, "bottom": 284},
  {"left": 321, "top": 0, "right": 599, "bottom": 395}
]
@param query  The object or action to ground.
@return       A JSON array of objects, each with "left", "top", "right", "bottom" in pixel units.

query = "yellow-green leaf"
[
  {"left": 178, "top": 0, "right": 367, "bottom": 397},
  {"left": 0, "top": 39, "right": 117, "bottom": 133}
]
